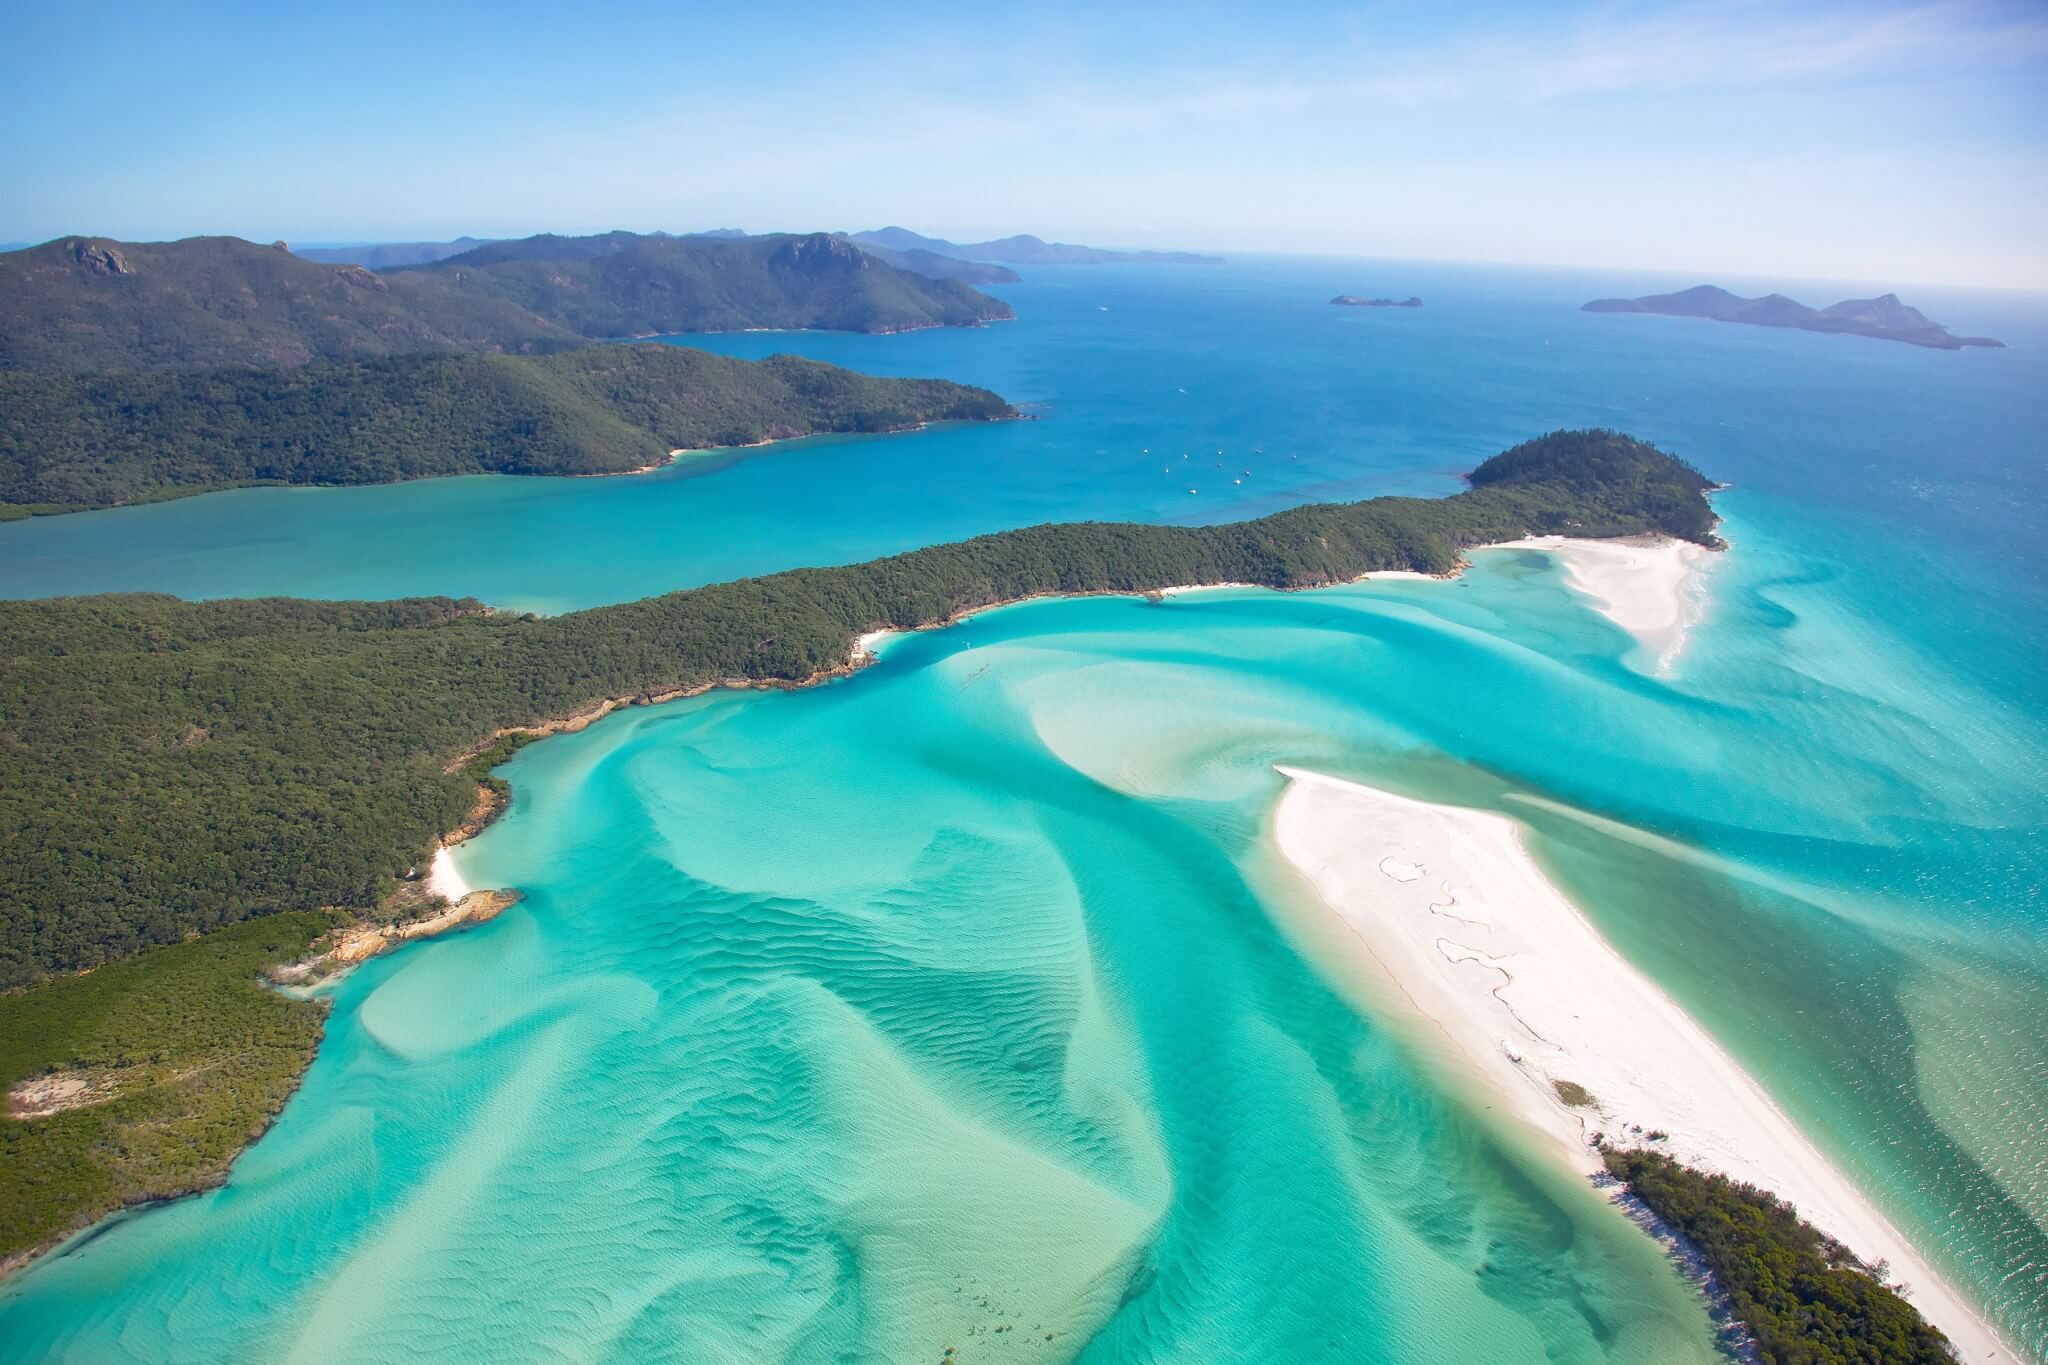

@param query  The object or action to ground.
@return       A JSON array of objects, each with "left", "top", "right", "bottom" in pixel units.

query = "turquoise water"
[
  {"left": 2, "top": 259, "right": 2044, "bottom": 1360},
  {"left": 2, "top": 259, "right": 2041, "bottom": 616}
]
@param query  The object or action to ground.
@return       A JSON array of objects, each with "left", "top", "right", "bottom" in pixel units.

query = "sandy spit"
[{"left": 1270, "top": 766, "right": 2013, "bottom": 1363}]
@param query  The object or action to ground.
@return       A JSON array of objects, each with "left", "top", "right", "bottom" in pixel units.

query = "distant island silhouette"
[
  {"left": 849, "top": 227, "right": 1222, "bottom": 267},
  {"left": 1333, "top": 295, "right": 1421, "bottom": 308},
  {"left": 1582, "top": 284, "right": 2002, "bottom": 350}
]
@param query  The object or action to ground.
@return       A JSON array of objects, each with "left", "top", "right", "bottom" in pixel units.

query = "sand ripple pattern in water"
[{"left": 5, "top": 522, "right": 2044, "bottom": 1362}]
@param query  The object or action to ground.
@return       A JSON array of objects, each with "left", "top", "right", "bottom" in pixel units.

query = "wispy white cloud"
[
  {"left": 639, "top": 0, "right": 2047, "bottom": 160},
  {"left": 1352, "top": 0, "right": 2048, "bottom": 105}
]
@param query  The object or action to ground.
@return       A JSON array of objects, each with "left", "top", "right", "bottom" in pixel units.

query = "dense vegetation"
[
  {"left": 1469, "top": 425, "right": 1720, "bottom": 543},
  {"left": 0, "top": 345, "right": 1014, "bottom": 509},
  {"left": 396, "top": 231, "right": 1010, "bottom": 338},
  {"left": 1603, "top": 1148, "right": 1955, "bottom": 1363},
  {"left": 0, "top": 232, "right": 1010, "bottom": 371},
  {"left": 0, "top": 236, "right": 576, "bottom": 370},
  {"left": 1, "top": 913, "right": 335, "bottom": 1263},
  {"left": 0, "top": 429, "right": 1714, "bottom": 988},
  {"left": 0, "top": 428, "right": 1712, "bottom": 1269}
]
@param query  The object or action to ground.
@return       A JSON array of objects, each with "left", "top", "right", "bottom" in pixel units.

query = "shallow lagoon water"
[{"left": 1, "top": 260, "right": 2044, "bottom": 1360}]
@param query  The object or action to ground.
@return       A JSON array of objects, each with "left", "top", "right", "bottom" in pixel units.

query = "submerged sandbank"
[
  {"left": 1270, "top": 766, "right": 2011, "bottom": 1362},
  {"left": 1485, "top": 535, "right": 1714, "bottom": 671}
]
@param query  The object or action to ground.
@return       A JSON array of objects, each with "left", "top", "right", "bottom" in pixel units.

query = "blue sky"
[{"left": 3, "top": 0, "right": 2044, "bottom": 287}]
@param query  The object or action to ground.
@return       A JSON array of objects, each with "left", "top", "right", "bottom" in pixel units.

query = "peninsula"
[
  {"left": 1582, "top": 284, "right": 2003, "bottom": 350},
  {"left": 1274, "top": 769, "right": 1988, "bottom": 1361},
  {"left": 1332, "top": 295, "right": 1421, "bottom": 308},
  {"left": 1, "top": 429, "right": 1716, "bottom": 1273},
  {"left": 0, "top": 346, "right": 1013, "bottom": 512},
  {"left": 2, "top": 428, "right": 1979, "bottom": 1362}
]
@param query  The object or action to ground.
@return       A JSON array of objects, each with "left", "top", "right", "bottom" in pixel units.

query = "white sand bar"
[
  {"left": 1487, "top": 535, "right": 1714, "bottom": 672},
  {"left": 1272, "top": 766, "right": 2012, "bottom": 1362}
]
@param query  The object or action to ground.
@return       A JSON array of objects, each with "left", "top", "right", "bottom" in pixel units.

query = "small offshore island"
[
  {"left": 1332, "top": 294, "right": 1422, "bottom": 307},
  {"left": 1583, "top": 284, "right": 2003, "bottom": 350},
  {"left": 0, "top": 428, "right": 1992, "bottom": 1361}
]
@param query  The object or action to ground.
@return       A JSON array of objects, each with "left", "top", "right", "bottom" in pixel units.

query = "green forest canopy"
[
  {"left": 0, "top": 428, "right": 1716, "bottom": 1269},
  {"left": 0, "top": 429, "right": 1717, "bottom": 988},
  {"left": 0, "top": 914, "right": 334, "bottom": 1263},
  {"left": 0, "top": 345, "right": 1015, "bottom": 510},
  {"left": 1604, "top": 1147, "right": 1954, "bottom": 1363},
  {"left": 0, "top": 232, "right": 1012, "bottom": 372}
]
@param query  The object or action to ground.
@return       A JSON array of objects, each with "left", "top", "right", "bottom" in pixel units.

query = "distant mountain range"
[
  {"left": 0, "top": 231, "right": 1012, "bottom": 370},
  {"left": 295, "top": 229, "right": 767, "bottom": 269},
  {"left": 842, "top": 242, "right": 1021, "bottom": 285},
  {"left": 284, "top": 223, "right": 1214, "bottom": 283},
  {"left": 1582, "top": 285, "right": 2002, "bottom": 351},
  {"left": 296, "top": 237, "right": 497, "bottom": 268},
  {"left": 848, "top": 226, "right": 1224, "bottom": 267}
]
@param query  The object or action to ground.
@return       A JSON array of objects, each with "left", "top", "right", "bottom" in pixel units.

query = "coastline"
[
  {"left": 0, "top": 521, "right": 1714, "bottom": 1288},
  {"left": 1158, "top": 568, "right": 1443, "bottom": 597},
  {"left": 575, "top": 411, "right": 1027, "bottom": 481},
  {"left": 1268, "top": 767, "right": 2013, "bottom": 1363},
  {"left": 1482, "top": 534, "right": 1716, "bottom": 672}
]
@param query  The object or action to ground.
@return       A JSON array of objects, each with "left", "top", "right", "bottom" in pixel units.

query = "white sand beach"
[
  {"left": 1160, "top": 568, "right": 1444, "bottom": 598},
  {"left": 1271, "top": 766, "right": 2012, "bottom": 1362},
  {"left": 1487, "top": 535, "right": 1714, "bottom": 671},
  {"left": 426, "top": 846, "right": 473, "bottom": 904},
  {"left": 852, "top": 628, "right": 899, "bottom": 662}
]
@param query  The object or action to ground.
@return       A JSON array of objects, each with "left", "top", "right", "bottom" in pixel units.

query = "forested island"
[
  {"left": 1604, "top": 1148, "right": 1955, "bottom": 1363},
  {"left": 0, "top": 346, "right": 1013, "bottom": 512},
  {"left": 0, "top": 231, "right": 1011, "bottom": 372},
  {"left": 300, "top": 231, "right": 1028, "bottom": 284},
  {"left": 0, "top": 429, "right": 1716, "bottom": 1266},
  {"left": 0, "top": 229, "right": 1018, "bottom": 516},
  {"left": 1582, "top": 285, "right": 2003, "bottom": 350},
  {"left": 390, "top": 231, "right": 1010, "bottom": 339}
]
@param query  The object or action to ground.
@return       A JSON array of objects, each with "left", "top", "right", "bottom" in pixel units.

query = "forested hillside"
[
  {"left": 0, "top": 345, "right": 1014, "bottom": 510},
  {"left": 0, "top": 232, "right": 1011, "bottom": 371},
  {"left": 397, "top": 231, "right": 1012, "bottom": 337},
  {"left": 0, "top": 430, "right": 1715, "bottom": 986},
  {"left": 0, "top": 236, "right": 575, "bottom": 371}
]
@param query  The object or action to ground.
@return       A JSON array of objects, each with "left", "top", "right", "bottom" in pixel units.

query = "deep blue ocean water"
[{"left": 1, "top": 258, "right": 2043, "bottom": 1361}]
